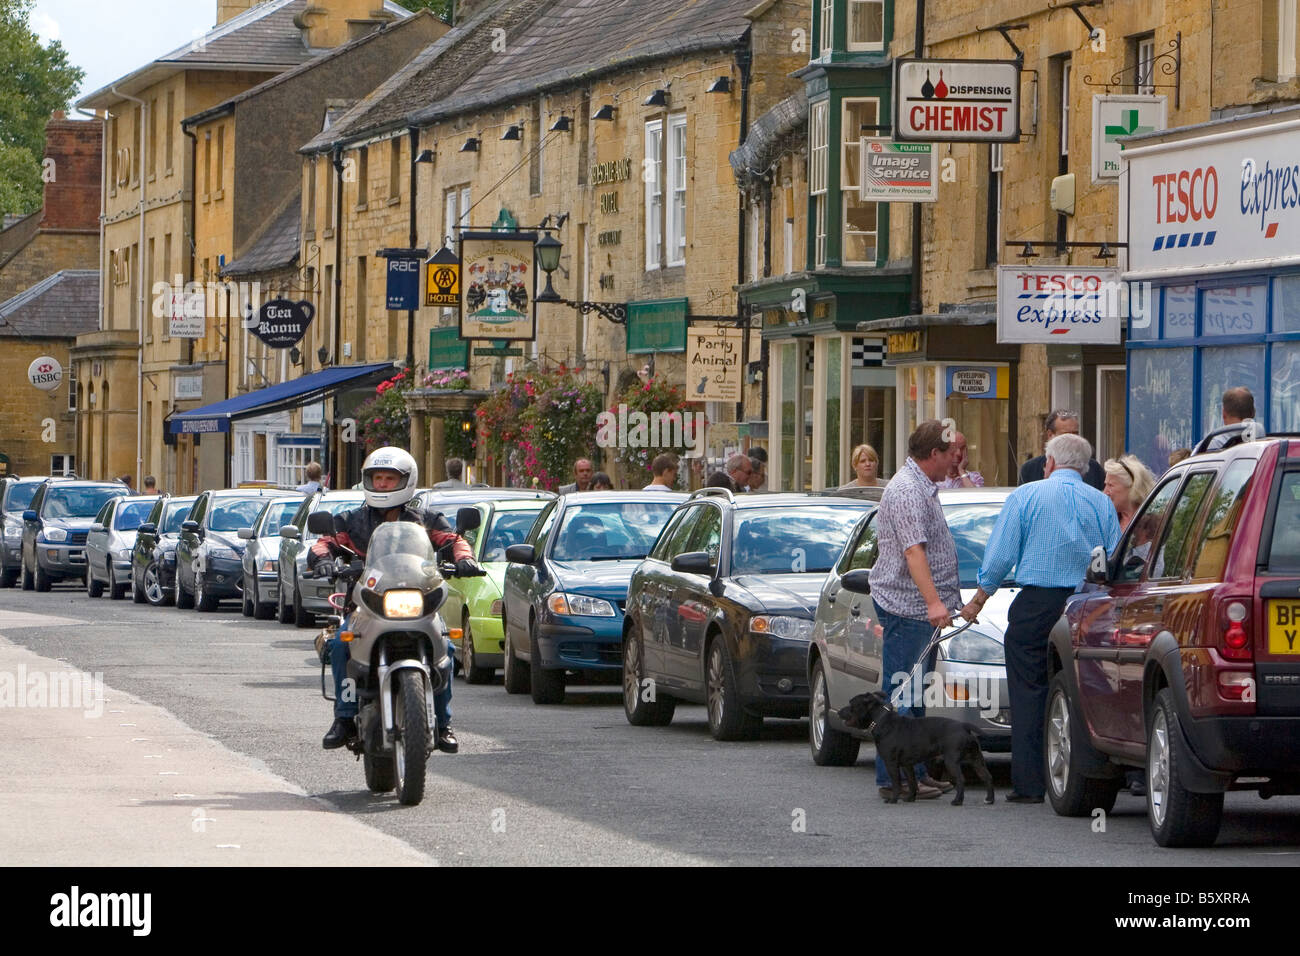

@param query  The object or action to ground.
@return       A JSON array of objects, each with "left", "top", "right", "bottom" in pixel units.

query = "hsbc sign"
[
  {"left": 893, "top": 58, "right": 1021, "bottom": 143},
  {"left": 1125, "top": 118, "right": 1300, "bottom": 277}
]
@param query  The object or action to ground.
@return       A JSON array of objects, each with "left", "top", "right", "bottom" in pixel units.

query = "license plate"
[{"left": 1267, "top": 601, "right": 1300, "bottom": 654}]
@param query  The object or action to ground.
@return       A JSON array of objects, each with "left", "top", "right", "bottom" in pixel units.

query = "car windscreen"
[
  {"left": 208, "top": 498, "right": 272, "bottom": 533},
  {"left": 5, "top": 481, "right": 41, "bottom": 513},
  {"left": 114, "top": 500, "right": 155, "bottom": 531},
  {"left": 551, "top": 501, "right": 678, "bottom": 561},
  {"left": 42, "top": 487, "right": 126, "bottom": 519},
  {"left": 261, "top": 499, "right": 303, "bottom": 536},
  {"left": 943, "top": 502, "right": 1004, "bottom": 589},
  {"left": 730, "top": 506, "right": 863, "bottom": 575},
  {"left": 482, "top": 508, "right": 544, "bottom": 562},
  {"left": 161, "top": 500, "right": 196, "bottom": 534}
]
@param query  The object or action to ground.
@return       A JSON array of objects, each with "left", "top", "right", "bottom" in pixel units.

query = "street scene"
[{"left": 1, "top": 0, "right": 1299, "bottom": 897}]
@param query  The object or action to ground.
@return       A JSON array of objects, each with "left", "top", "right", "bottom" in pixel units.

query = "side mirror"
[
  {"left": 306, "top": 511, "right": 335, "bottom": 535},
  {"left": 456, "top": 506, "right": 481, "bottom": 533},
  {"left": 505, "top": 543, "right": 536, "bottom": 565},
  {"left": 138, "top": 522, "right": 157, "bottom": 536},
  {"left": 90, "top": 522, "right": 105, "bottom": 533},
  {"left": 670, "top": 551, "right": 714, "bottom": 575},
  {"left": 236, "top": 527, "right": 255, "bottom": 540},
  {"left": 279, "top": 524, "right": 302, "bottom": 540},
  {"left": 1086, "top": 545, "right": 1109, "bottom": 585},
  {"left": 22, "top": 510, "right": 37, "bottom": 522},
  {"left": 181, "top": 520, "right": 200, "bottom": 534},
  {"left": 840, "top": 568, "right": 872, "bottom": 594}
]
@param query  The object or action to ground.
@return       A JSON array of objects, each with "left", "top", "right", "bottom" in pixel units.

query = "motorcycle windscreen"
[{"left": 363, "top": 521, "right": 443, "bottom": 592}]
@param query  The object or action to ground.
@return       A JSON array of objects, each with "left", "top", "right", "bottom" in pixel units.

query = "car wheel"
[
  {"left": 809, "top": 657, "right": 860, "bottom": 766},
  {"left": 293, "top": 580, "right": 314, "bottom": 628},
  {"left": 0, "top": 553, "right": 17, "bottom": 588},
  {"left": 253, "top": 581, "right": 275, "bottom": 620},
  {"left": 241, "top": 577, "right": 254, "bottom": 617},
  {"left": 502, "top": 615, "right": 530, "bottom": 695},
  {"left": 131, "top": 567, "right": 146, "bottom": 604},
  {"left": 143, "top": 563, "right": 167, "bottom": 606},
  {"left": 706, "top": 635, "right": 762, "bottom": 741},
  {"left": 462, "top": 616, "right": 495, "bottom": 684},
  {"left": 1045, "top": 672, "right": 1122, "bottom": 817},
  {"left": 86, "top": 561, "right": 104, "bottom": 598},
  {"left": 622, "top": 622, "right": 675, "bottom": 726},
  {"left": 1147, "top": 687, "right": 1224, "bottom": 847},
  {"left": 175, "top": 568, "right": 195, "bottom": 609},
  {"left": 277, "top": 582, "right": 292, "bottom": 624},
  {"left": 34, "top": 560, "right": 52, "bottom": 592},
  {"left": 21, "top": 556, "right": 34, "bottom": 591},
  {"left": 195, "top": 571, "right": 219, "bottom": 612},
  {"left": 109, "top": 561, "right": 128, "bottom": 600},
  {"left": 529, "top": 618, "right": 565, "bottom": 705}
]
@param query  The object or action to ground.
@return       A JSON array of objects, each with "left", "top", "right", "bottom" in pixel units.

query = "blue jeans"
[
  {"left": 330, "top": 616, "right": 453, "bottom": 729},
  {"left": 874, "top": 603, "right": 936, "bottom": 787}
]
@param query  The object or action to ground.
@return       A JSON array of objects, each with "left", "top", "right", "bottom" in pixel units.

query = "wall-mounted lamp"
[
  {"left": 460, "top": 137, "right": 480, "bottom": 152},
  {"left": 708, "top": 76, "right": 732, "bottom": 94},
  {"left": 461, "top": 420, "right": 473, "bottom": 433},
  {"left": 415, "top": 148, "right": 435, "bottom": 163},
  {"left": 289, "top": 347, "right": 302, "bottom": 366},
  {"left": 643, "top": 89, "right": 669, "bottom": 107},
  {"left": 549, "top": 115, "right": 572, "bottom": 132},
  {"left": 317, "top": 346, "right": 332, "bottom": 367},
  {"left": 501, "top": 124, "right": 522, "bottom": 141},
  {"left": 592, "top": 104, "right": 616, "bottom": 121}
]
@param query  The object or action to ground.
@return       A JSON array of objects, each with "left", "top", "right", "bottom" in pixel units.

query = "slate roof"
[
  {"left": 305, "top": 0, "right": 758, "bottom": 152},
  {"left": 221, "top": 192, "right": 301, "bottom": 277},
  {"left": 0, "top": 271, "right": 99, "bottom": 339},
  {"left": 730, "top": 88, "right": 807, "bottom": 187}
]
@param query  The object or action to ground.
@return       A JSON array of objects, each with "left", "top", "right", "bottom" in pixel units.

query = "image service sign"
[
  {"left": 860, "top": 139, "right": 937, "bottom": 201},
  {"left": 894, "top": 58, "right": 1020, "bottom": 143}
]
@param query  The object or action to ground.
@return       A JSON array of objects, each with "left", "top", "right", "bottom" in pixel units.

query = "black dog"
[{"left": 839, "top": 691, "right": 995, "bottom": 806}]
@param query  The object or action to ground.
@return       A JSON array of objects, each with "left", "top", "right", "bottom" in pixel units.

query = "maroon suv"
[{"left": 1047, "top": 430, "right": 1300, "bottom": 846}]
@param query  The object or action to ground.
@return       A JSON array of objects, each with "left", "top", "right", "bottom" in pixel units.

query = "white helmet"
[{"left": 361, "top": 446, "right": 418, "bottom": 509}]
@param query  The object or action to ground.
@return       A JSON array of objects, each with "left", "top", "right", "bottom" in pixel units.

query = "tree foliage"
[
  {"left": 391, "top": 0, "right": 452, "bottom": 22},
  {"left": 0, "top": 0, "right": 84, "bottom": 216}
]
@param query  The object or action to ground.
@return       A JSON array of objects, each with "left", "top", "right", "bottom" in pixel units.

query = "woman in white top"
[{"left": 840, "top": 443, "right": 887, "bottom": 489}]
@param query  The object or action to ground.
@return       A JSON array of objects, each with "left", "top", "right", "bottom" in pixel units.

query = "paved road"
[{"left": 4, "top": 583, "right": 1300, "bottom": 866}]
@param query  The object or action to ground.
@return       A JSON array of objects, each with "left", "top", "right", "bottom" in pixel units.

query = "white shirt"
[{"left": 642, "top": 482, "right": 674, "bottom": 491}]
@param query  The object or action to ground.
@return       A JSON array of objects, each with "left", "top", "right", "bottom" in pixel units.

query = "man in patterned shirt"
[
  {"left": 867, "top": 419, "right": 962, "bottom": 799},
  {"left": 961, "top": 432, "right": 1121, "bottom": 803}
]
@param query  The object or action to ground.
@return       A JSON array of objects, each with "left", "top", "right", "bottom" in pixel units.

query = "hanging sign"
[
  {"left": 859, "top": 139, "right": 938, "bottom": 201},
  {"left": 425, "top": 246, "right": 462, "bottom": 307},
  {"left": 459, "top": 231, "right": 537, "bottom": 341},
  {"left": 894, "top": 58, "right": 1020, "bottom": 143},
  {"left": 1092, "top": 95, "right": 1167, "bottom": 183},
  {"left": 168, "top": 287, "right": 205, "bottom": 338},
  {"left": 686, "top": 323, "right": 743, "bottom": 402},
  {"left": 385, "top": 257, "right": 422, "bottom": 310},
  {"left": 250, "top": 299, "right": 315, "bottom": 349},
  {"left": 28, "top": 356, "right": 63, "bottom": 391},
  {"left": 996, "top": 266, "right": 1124, "bottom": 344}
]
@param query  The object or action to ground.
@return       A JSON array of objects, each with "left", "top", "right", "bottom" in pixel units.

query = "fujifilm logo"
[{"left": 49, "top": 886, "right": 151, "bottom": 937}]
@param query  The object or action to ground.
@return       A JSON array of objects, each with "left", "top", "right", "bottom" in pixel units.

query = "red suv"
[{"left": 1047, "top": 428, "right": 1300, "bottom": 846}]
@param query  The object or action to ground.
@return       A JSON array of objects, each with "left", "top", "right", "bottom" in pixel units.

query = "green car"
[{"left": 443, "top": 495, "right": 553, "bottom": 683}]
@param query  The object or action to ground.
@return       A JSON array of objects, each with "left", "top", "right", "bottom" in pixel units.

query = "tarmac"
[{"left": 0, "top": 626, "right": 436, "bottom": 866}]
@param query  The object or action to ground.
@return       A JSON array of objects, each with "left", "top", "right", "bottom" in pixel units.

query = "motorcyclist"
[{"left": 309, "top": 446, "right": 484, "bottom": 752}]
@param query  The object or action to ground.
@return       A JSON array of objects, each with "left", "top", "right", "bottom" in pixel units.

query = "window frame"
[
  {"left": 840, "top": 97, "right": 880, "bottom": 267},
  {"left": 645, "top": 118, "right": 664, "bottom": 270},
  {"left": 810, "top": 99, "right": 829, "bottom": 269},
  {"left": 818, "top": 0, "right": 833, "bottom": 58},
  {"left": 1135, "top": 34, "right": 1157, "bottom": 95},
  {"left": 667, "top": 113, "right": 687, "bottom": 267},
  {"left": 845, "top": 0, "right": 885, "bottom": 53}
]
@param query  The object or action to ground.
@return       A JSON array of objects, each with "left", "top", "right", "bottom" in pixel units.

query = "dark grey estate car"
[
  {"left": 20, "top": 480, "right": 130, "bottom": 591},
  {"left": 175, "top": 488, "right": 298, "bottom": 612},
  {"left": 1, "top": 476, "right": 48, "bottom": 587}
]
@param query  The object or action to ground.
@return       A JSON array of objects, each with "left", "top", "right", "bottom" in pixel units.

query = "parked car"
[
  {"left": 130, "top": 495, "right": 197, "bottom": 606},
  {"left": 806, "top": 488, "right": 1016, "bottom": 766},
  {"left": 20, "top": 479, "right": 131, "bottom": 591},
  {"left": 276, "top": 490, "right": 365, "bottom": 627},
  {"left": 503, "top": 490, "right": 686, "bottom": 704},
  {"left": 1050, "top": 431, "right": 1300, "bottom": 847},
  {"left": 85, "top": 495, "right": 159, "bottom": 600},
  {"left": 622, "top": 489, "right": 868, "bottom": 739},
  {"left": 175, "top": 488, "right": 298, "bottom": 612},
  {"left": 237, "top": 495, "right": 305, "bottom": 619},
  {"left": 1, "top": 476, "right": 48, "bottom": 587},
  {"left": 441, "top": 494, "right": 554, "bottom": 682}
]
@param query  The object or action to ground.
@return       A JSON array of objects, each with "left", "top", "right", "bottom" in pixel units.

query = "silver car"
[
  {"left": 238, "top": 495, "right": 305, "bottom": 619},
  {"left": 85, "top": 495, "right": 159, "bottom": 600},
  {"left": 277, "top": 490, "right": 365, "bottom": 628},
  {"left": 807, "top": 488, "right": 1016, "bottom": 767}
]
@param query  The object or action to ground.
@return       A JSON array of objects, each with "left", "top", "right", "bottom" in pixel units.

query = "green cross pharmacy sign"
[{"left": 1092, "top": 94, "right": 1167, "bottom": 184}]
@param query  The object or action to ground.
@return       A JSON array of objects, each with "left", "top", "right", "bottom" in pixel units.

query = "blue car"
[{"left": 502, "top": 490, "right": 686, "bottom": 705}]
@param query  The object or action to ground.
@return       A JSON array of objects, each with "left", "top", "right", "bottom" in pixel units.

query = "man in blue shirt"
[{"left": 960, "top": 432, "right": 1121, "bottom": 803}]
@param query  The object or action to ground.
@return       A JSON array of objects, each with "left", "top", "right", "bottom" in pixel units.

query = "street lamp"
[{"left": 533, "top": 233, "right": 627, "bottom": 324}]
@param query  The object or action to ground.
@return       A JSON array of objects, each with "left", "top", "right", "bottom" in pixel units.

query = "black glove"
[
  {"left": 316, "top": 558, "right": 340, "bottom": 579},
  {"left": 455, "top": 557, "right": 486, "bottom": 577}
]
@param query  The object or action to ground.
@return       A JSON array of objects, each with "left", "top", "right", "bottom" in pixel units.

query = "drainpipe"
[
  {"left": 909, "top": 2, "right": 926, "bottom": 317},
  {"left": 331, "top": 145, "right": 346, "bottom": 481},
  {"left": 112, "top": 86, "right": 147, "bottom": 487},
  {"left": 734, "top": 37, "right": 753, "bottom": 431},
  {"left": 75, "top": 106, "right": 107, "bottom": 476},
  {"left": 182, "top": 126, "right": 199, "bottom": 494}
]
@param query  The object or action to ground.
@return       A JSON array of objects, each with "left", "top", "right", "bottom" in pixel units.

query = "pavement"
[{"left": 0, "top": 628, "right": 435, "bottom": 866}]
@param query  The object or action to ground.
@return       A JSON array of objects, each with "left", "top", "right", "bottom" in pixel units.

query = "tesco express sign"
[{"left": 1125, "top": 118, "right": 1300, "bottom": 278}]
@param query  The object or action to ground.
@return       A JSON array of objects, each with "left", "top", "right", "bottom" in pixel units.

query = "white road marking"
[{"left": 0, "top": 610, "right": 87, "bottom": 629}]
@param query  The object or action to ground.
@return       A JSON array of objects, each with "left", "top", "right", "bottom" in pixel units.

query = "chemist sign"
[
  {"left": 859, "top": 139, "right": 937, "bottom": 201},
  {"left": 894, "top": 58, "right": 1020, "bottom": 143},
  {"left": 996, "top": 265, "right": 1124, "bottom": 344},
  {"left": 685, "top": 323, "right": 743, "bottom": 403}
]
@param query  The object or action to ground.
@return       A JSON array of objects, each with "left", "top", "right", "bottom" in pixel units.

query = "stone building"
[{"left": 298, "top": 0, "right": 810, "bottom": 486}]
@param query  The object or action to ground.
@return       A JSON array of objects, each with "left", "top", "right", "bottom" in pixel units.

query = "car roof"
[
  {"left": 317, "top": 490, "right": 365, "bottom": 500},
  {"left": 43, "top": 480, "right": 128, "bottom": 489},
  {"left": 208, "top": 488, "right": 299, "bottom": 498},
  {"left": 708, "top": 492, "right": 874, "bottom": 509},
  {"left": 560, "top": 491, "right": 689, "bottom": 503},
  {"left": 486, "top": 497, "right": 553, "bottom": 511},
  {"left": 936, "top": 487, "right": 1014, "bottom": 503}
]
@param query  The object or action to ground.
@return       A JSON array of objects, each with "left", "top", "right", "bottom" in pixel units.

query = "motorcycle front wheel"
[{"left": 392, "top": 670, "right": 428, "bottom": 806}]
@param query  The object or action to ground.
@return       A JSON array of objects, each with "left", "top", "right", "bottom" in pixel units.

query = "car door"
[
  {"left": 179, "top": 493, "right": 208, "bottom": 590},
  {"left": 507, "top": 500, "right": 557, "bottom": 655},
  {"left": 280, "top": 495, "right": 314, "bottom": 602},
  {"left": 86, "top": 499, "right": 113, "bottom": 580},
  {"left": 663, "top": 503, "right": 724, "bottom": 689},
  {"left": 823, "top": 513, "right": 884, "bottom": 704},
  {"left": 633, "top": 506, "right": 697, "bottom": 679}
]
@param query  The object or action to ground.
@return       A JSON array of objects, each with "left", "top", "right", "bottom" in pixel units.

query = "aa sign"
[{"left": 686, "top": 324, "right": 743, "bottom": 402}]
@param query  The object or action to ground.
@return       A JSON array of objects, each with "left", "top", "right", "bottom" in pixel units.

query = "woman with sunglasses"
[{"left": 1102, "top": 455, "right": 1155, "bottom": 531}]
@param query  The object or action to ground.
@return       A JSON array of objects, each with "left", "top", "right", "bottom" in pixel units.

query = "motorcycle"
[{"left": 308, "top": 507, "right": 480, "bottom": 806}]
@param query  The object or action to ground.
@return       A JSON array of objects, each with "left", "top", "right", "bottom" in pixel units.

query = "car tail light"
[{"left": 1221, "top": 599, "right": 1253, "bottom": 661}]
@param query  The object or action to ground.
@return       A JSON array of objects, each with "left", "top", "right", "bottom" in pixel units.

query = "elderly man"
[
  {"left": 1019, "top": 410, "right": 1105, "bottom": 490},
  {"left": 1206, "top": 386, "right": 1256, "bottom": 452},
  {"left": 726, "top": 454, "right": 754, "bottom": 491},
  {"left": 559, "top": 458, "right": 595, "bottom": 494},
  {"left": 433, "top": 457, "right": 471, "bottom": 489},
  {"left": 935, "top": 432, "right": 984, "bottom": 489},
  {"left": 868, "top": 419, "right": 962, "bottom": 800},
  {"left": 961, "top": 433, "right": 1121, "bottom": 803}
]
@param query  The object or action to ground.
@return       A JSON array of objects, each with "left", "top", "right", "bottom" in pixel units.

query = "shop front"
[{"left": 1122, "top": 107, "right": 1300, "bottom": 474}]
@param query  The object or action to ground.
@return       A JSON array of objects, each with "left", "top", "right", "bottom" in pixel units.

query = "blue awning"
[{"left": 169, "top": 362, "right": 398, "bottom": 434}]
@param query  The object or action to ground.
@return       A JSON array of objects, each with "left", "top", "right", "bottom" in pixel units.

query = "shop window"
[
  {"left": 1097, "top": 366, "right": 1127, "bottom": 464},
  {"left": 1161, "top": 284, "right": 1196, "bottom": 339},
  {"left": 1201, "top": 283, "right": 1266, "bottom": 338},
  {"left": 1274, "top": 274, "right": 1300, "bottom": 331},
  {"left": 780, "top": 342, "right": 798, "bottom": 491},
  {"left": 1272, "top": 342, "right": 1300, "bottom": 431},
  {"left": 1128, "top": 347, "right": 1194, "bottom": 475},
  {"left": 1200, "top": 345, "right": 1265, "bottom": 440},
  {"left": 824, "top": 337, "right": 842, "bottom": 487},
  {"left": 1052, "top": 367, "right": 1082, "bottom": 417},
  {"left": 846, "top": 0, "right": 884, "bottom": 51},
  {"left": 51, "top": 454, "right": 75, "bottom": 477}
]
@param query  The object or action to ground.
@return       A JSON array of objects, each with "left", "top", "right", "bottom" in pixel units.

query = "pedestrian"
[
  {"left": 725, "top": 453, "right": 754, "bottom": 491},
  {"left": 960, "top": 432, "right": 1121, "bottom": 803},
  {"left": 142, "top": 475, "right": 157, "bottom": 493},
  {"left": 747, "top": 455, "right": 766, "bottom": 491},
  {"left": 1019, "top": 410, "right": 1105, "bottom": 490},
  {"left": 558, "top": 458, "right": 595, "bottom": 494},
  {"left": 118, "top": 474, "right": 135, "bottom": 493},
  {"left": 1102, "top": 455, "right": 1155, "bottom": 531},
  {"left": 432, "top": 457, "right": 470, "bottom": 489},
  {"left": 1205, "top": 386, "right": 1256, "bottom": 451},
  {"left": 935, "top": 431, "right": 984, "bottom": 489},
  {"left": 841, "top": 443, "right": 886, "bottom": 489},
  {"left": 296, "top": 461, "right": 323, "bottom": 495},
  {"left": 1167, "top": 447, "right": 1192, "bottom": 468},
  {"left": 591, "top": 471, "right": 614, "bottom": 490},
  {"left": 643, "top": 453, "right": 679, "bottom": 491},
  {"left": 705, "top": 470, "right": 737, "bottom": 491},
  {"left": 867, "top": 420, "right": 963, "bottom": 800}
]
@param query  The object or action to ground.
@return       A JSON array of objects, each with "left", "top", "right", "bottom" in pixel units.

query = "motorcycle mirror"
[
  {"left": 456, "top": 506, "right": 481, "bottom": 533},
  {"left": 306, "top": 512, "right": 335, "bottom": 535}
]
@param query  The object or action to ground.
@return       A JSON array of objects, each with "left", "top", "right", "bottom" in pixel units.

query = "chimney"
[
  {"left": 217, "top": 0, "right": 261, "bottom": 25},
  {"left": 39, "top": 113, "right": 103, "bottom": 232},
  {"left": 296, "top": 1, "right": 395, "bottom": 49}
]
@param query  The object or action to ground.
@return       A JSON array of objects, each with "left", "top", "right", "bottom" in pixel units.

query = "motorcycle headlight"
[
  {"left": 4, "top": 524, "right": 21, "bottom": 539},
  {"left": 490, "top": 598, "right": 504, "bottom": 617},
  {"left": 383, "top": 590, "right": 424, "bottom": 619},
  {"left": 749, "top": 615, "right": 814, "bottom": 641},
  {"left": 41, "top": 527, "right": 68, "bottom": 543},
  {"left": 547, "top": 592, "right": 616, "bottom": 617},
  {"left": 942, "top": 630, "right": 1005, "bottom": 665}
]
